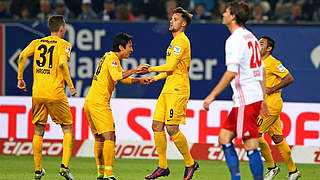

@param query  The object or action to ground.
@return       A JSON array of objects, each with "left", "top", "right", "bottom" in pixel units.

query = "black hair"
[
  {"left": 261, "top": 35, "right": 275, "bottom": 54},
  {"left": 112, "top": 32, "right": 133, "bottom": 52},
  {"left": 226, "top": 1, "right": 250, "bottom": 26}
]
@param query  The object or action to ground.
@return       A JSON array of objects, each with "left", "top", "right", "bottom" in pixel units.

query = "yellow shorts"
[
  {"left": 153, "top": 93, "right": 189, "bottom": 125},
  {"left": 257, "top": 115, "right": 283, "bottom": 136},
  {"left": 32, "top": 97, "right": 73, "bottom": 125},
  {"left": 84, "top": 101, "right": 115, "bottom": 135}
]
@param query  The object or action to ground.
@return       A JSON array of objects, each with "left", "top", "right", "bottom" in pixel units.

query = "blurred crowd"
[{"left": 1, "top": 0, "right": 320, "bottom": 23}]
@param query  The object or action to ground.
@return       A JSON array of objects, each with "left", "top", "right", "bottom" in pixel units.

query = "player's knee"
[
  {"left": 244, "top": 140, "right": 259, "bottom": 151},
  {"left": 152, "top": 121, "right": 164, "bottom": 132},
  {"left": 166, "top": 126, "right": 179, "bottom": 137},
  {"left": 34, "top": 123, "right": 46, "bottom": 136},
  {"left": 94, "top": 134, "right": 105, "bottom": 142},
  {"left": 272, "top": 135, "right": 283, "bottom": 144},
  {"left": 61, "top": 124, "right": 73, "bottom": 134},
  {"left": 218, "top": 136, "right": 231, "bottom": 145},
  {"left": 102, "top": 131, "right": 115, "bottom": 141}
]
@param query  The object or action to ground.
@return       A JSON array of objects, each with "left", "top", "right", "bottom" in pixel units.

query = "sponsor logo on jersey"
[
  {"left": 65, "top": 46, "right": 71, "bottom": 55},
  {"left": 173, "top": 46, "right": 181, "bottom": 55},
  {"left": 112, "top": 61, "right": 118, "bottom": 67},
  {"left": 278, "top": 64, "right": 286, "bottom": 72}
]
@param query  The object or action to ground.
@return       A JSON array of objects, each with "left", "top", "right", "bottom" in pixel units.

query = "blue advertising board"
[{"left": 1, "top": 22, "right": 320, "bottom": 102}]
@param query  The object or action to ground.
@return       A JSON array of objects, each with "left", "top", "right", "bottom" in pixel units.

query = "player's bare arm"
[
  {"left": 203, "top": 70, "right": 236, "bottom": 111},
  {"left": 266, "top": 73, "right": 294, "bottom": 95},
  {"left": 59, "top": 55, "right": 77, "bottom": 96}
]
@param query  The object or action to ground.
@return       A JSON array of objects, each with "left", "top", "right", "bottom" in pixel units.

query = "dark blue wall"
[{"left": 2, "top": 22, "right": 320, "bottom": 102}]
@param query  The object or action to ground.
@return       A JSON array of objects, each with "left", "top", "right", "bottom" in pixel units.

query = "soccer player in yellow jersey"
[
  {"left": 17, "top": 15, "right": 76, "bottom": 180},
  {"left": 144, "top": 7, "right": 199, "bottom": 180},
  {"left": 258, "top": 36, "right": 301, "bottom": 180},
  {"left": 84, "top": 32, "right": 149, "bottom": 180}
]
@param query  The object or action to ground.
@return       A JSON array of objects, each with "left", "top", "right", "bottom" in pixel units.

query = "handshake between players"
[{"left": 135, "top": 64, "right": 156, "bottom": 85}]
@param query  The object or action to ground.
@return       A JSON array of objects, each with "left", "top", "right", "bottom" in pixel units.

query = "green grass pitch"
[{"left": 0, "top": 155, "right": 319, "bottom": 179}]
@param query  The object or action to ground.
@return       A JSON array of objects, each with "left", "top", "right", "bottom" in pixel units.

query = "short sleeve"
[
  {"left": 107, "top": 59, "right": 123, "bottom": 81},
  {"left": 272, "top": 61, "right": 289, "bottom": 78},
  {"left": 63, "top": 42, "right": 72, "bottom": 60},
  {"left": 227, "top": 63, "right": 239, "bottom": 73},
  {"left": 225, "top": 37, "right": 243, "bottom": 65}
]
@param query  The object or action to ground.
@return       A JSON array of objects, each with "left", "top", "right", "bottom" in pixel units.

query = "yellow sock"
[
  {"left": 103, "top": 140, "right": 115, "bottom": 176},
  {"left": 259, "top": 137, "right": 275, "bottom": 168},
  {"left": 94, "top": 141, "right": 105, "bottom": 176},
  {"left": 154, "top": 131, "right": 167, "bottom": 169},
  {"left": 104, "top": 166, "right": 113, "bottom": 178},
  {"left": 32, "top": 135, "right": 43, "bottom": 171},
  {"left": 276, "top": 140, "right": 296, "bottom": 172},
  {"left": 172, "top": 131, "right": 194, "bottom": 167},
  {"left": 97, "top": 165, "right": 105, "bottom": 177},
  {"left": 62, "top": 133, "right": 73, "bottom": 167}
]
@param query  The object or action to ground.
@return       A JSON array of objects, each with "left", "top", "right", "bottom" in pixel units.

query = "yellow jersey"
[
  {"left": 149, "top": 32, "right": 191, "bottom": 95},
  {"left": 85, "top": 51, "right": 131, "bottom": 105},
  {"left": 18, "top": 36, "right": 72, "bottom": 99},
  {"left": 264, "top": 55, "right": 290, "bottom": 115}
]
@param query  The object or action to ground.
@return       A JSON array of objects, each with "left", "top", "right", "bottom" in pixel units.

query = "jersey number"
[
  {"left": 169, "top": 109, "right": 174, "bottom": 118},
  {"left": 248, "top": 41, "right": 261, "bottom": 68},
  {"left": 36, "top": 45, "right": 55, "bottom": 68},
  {"left": 95, "top": 55, "right": 106, "bottom": 76}
]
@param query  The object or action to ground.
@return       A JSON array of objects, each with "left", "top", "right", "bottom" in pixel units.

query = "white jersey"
[{"left": 225, "top": 27, "right": 264, "bottom": 107}]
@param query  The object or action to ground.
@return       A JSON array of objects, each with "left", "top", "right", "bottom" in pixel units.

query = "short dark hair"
[
  {"left": 261, "top": 35, "right": 275, "bottom": 54},
  {"left": 226, "top": 1, "right": 250, "bottom": 26},
  {"left": 48, "top": 15, "right": 65, "bottom": 32},
  {"left": 112, "top": 32, "right": 133, "bottom": 52},
  {"left": 173, "top": 7, "right": 193, "bottom": 26}
]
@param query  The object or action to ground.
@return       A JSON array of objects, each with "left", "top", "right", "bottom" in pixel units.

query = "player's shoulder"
[
  {"left": 173, "top": 32, "right": 190, "bottom": 45},
  {"left": 268, "top": 55, "right": 282, "bottom": 65},
  {"left": 105, "top": 51, "right": 118, "bottom": 61},
  {"left": 58, "top": 38, "right": 72, "bottom": 47},
  {"left": 29, "top": 38, "right": 41, "bottom": 45}
]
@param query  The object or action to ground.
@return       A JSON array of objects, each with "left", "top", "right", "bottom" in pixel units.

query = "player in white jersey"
[{"left": 203, "top": 1, "right": 269, "bottom": 180}]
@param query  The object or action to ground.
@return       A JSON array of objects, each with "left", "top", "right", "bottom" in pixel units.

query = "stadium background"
[{"left": 0, "top": 0, "right": 320, "bottom": 179}]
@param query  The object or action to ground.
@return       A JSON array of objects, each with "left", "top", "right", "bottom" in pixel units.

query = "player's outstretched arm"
[
  {"left": 203, "top": 70, "right": 236, "bottom": 111},
  {"left": 135, "top": 72, "right": 168, "bottom": 85},
  {"left": 122, "top": 64, "right": 150, "bottom": 79},
  {"left": 148, "top": 57, "right": 179, "bottom": 73},
  {"left": 59, "top": 55, "right": 77, "bottom": 96}
]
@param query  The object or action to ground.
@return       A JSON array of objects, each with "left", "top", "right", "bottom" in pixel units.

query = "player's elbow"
[
  {"left": 287, "top": 73, "right": 294, "bottom": 85},
  {"left": 18, "top": 54, "right": 26, "bottom": 63},
  {"left": 58, "top": 63, "right": 66, "bottom": 71},
  {"left": 289, "top": 75, "right": 294, "bottom": 84}
]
